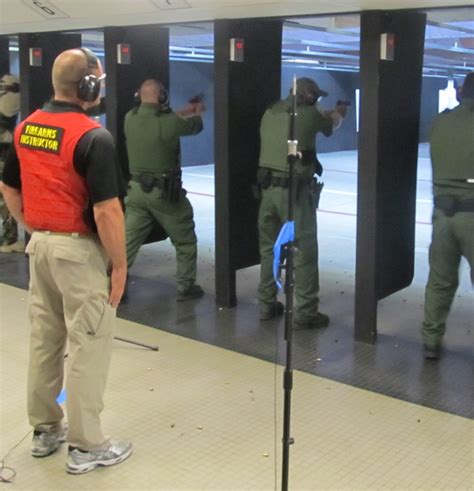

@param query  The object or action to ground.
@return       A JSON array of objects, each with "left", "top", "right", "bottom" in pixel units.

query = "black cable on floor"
[{"left": 0, "top": 430, "right": 32, "bottom": 484}]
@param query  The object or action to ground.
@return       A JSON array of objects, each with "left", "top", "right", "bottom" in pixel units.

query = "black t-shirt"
[{"left": 2, "top": 100, "right": 127, "bottom": 205}]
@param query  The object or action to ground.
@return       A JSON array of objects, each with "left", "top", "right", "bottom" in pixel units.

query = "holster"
[
  {"left": 312, "top": 178, "right": 324, "bottom": 209},
  {"left": 257, "top": 168, "right": 272, "bottom": 190},
  {"left": 161, "top": 169, "right": 182, "bottom": 203},
  {"left": 137, "top": 173, "right": 156, "bottom": 193}
]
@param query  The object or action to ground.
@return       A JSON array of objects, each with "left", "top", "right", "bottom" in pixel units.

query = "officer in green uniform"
[
  {"left": 0, "top": 73, "right": 22, "bottom": 253},
  {"left": 422, "top": 72, "right": 474, "bottom": 359},
  {"left": 124, "top": 79, "right": 205, "bottom": 301},
  {"left": 257, "top": 77, "right": 348, "bottom": 328}
]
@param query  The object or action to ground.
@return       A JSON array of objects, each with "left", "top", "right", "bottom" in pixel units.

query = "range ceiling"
[
  {"left": 280, "top": 12, "right": 474, "bottom": 78},
  {"left": 2, "top": 2, "right": 473, "bottom": 79},
  {"left": 0, "top": 0, "right": 471, "bottom": 34},
  {"left": 165, "top": 9, "right": 474, "bottom": 79}
]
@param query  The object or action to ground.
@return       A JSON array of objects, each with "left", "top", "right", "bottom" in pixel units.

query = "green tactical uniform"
[
  {"left": 258, "top": 96, "right": 333, "bottom": 324},
  {"left": 124, "top": 103, "right": 203, "bottom": 293},
  {"left": 422, "top": 96, "right": 474, "bottom": 350},
  {"left": 0, "top": 139, "right": 19, "bottom": 246},
  {"left": 0, "top": 78, "right": 20, "bottom": 248}
]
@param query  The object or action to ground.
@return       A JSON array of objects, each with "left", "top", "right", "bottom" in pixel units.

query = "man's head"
[
  {"left": 52, "top": 48, "right": 104, "bottom": 107},
  {"left": 0, "top": 74, "right": 20, "bottom": 94},
  {"left": 137, "top": 79, "right": 168, "bottom": 105},
  {"left": 460, "top": 72, "right": 474, "bottom": 100},
  {"left": 293, "top": 77, "right": 328, "bottom": 106}
]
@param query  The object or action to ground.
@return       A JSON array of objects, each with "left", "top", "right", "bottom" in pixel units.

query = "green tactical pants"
[
  {"left": 0, "top": 183, "right": 19, "bottom": 245},
  {"left": 422, "top": 208, "right": 474, "bottom": 347},
  {"left": 258, "top": 181, "right": 320, "bottom": 321},
  {"left": 125, "top": 181, "right": 198, "bottom": 292}
]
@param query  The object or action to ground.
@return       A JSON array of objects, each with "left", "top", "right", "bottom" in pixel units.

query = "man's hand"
[
  {"left": 191, "top": 101, "right": 206, "bottom": 115},
  {"left": 335, "top": 101, "right": 349, "bottom": 118},
  {"left": 176, "top": 101, "right": 206, "bottom": 118},
  {"left": 109, "top": 265, "right": 127, "bottom": 308}
]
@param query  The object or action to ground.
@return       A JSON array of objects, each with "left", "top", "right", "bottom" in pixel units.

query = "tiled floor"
[
  {"left": 1, "top": 283, "right": 472, "bottom": 490},
  {"left": 0, "top": 147, "right": 472, "bottom": 489}
]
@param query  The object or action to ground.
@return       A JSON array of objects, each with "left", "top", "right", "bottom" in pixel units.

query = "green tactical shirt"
[
  {"left": 124, "top": 103, "right": 203, "bottom": 175},
  {"left": 259, "top": 97, "right": 333, "bottom": 178},
  {"left": 430, "top": 98, "right": 474, "bottom": 200}
]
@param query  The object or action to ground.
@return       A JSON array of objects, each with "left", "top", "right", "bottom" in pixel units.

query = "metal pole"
[{"left": 281, "top": 75, "right": 298, "bottom": 491}]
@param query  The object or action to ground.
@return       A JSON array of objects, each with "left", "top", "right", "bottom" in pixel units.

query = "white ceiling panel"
[{"left": 0, "top": 0, "right": 471, "bottom": 35}]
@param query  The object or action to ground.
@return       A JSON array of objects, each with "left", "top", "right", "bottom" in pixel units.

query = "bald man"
[
  {"left": 1, "top": 48, "right": 132, "bottom": 474},
  {"left": 124, "top": 78, "right": 205, "bottom": 301}
]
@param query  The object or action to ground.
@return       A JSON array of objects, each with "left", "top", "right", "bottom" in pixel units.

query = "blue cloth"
[
  {"left": 56, "top": 388, "right": 66, "bottom": 404},
  {"left": 273, "top": 221, "right": 295, "bottom": 289}
]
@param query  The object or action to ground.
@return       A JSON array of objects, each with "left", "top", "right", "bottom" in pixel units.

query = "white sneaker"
[
  {"left": 66, "top": 439, "right": 132, "bottom": 474},
  {"left": 31, "top": 426, "right": 67, "bottom": 458},
  {"left": 0, "top": 241, "right": 25, "bottom": 253}
]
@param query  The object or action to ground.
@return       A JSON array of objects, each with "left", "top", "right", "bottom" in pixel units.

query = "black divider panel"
[
  {"left": 18, "top": 32, "right": 81, "bottom": 117},
  {"left": 104, "top": 26, "right": 169, "bottom": 178},
  {"left": 0, "top": 37, "right": 9, "bottom": 75},
  {"left": 355, "top": 10, "right": 426, "bottom": 343},
  {"left": 214, "top": 19, "right": 282, "bottom": 307}
]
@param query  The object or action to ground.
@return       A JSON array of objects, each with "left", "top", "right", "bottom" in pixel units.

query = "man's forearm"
[
  {"left": 93, "top": 198, "right": 127, "bottom": 270},
  {"left": 1, "top": 182, "right": 29, "bottom": 232}
]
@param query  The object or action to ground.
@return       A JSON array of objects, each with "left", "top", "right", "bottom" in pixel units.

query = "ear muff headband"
[
  {"left": 0, "top": 74, "right": 20, "bottom": 94},
  {"left": 2, "top": 82, "right": 20, "bottom": 93},
  {"left": 293, "top": 85, "right": 318, "bottom": 106},
  {"left": 77, "top": 48, "right": 102, "bottom": 102},
  {"left": 158, "top": 84, "right": 169, "bottom": 105},
  {"left": 135, "top": 79, "right": 169, "bottom": 105}
]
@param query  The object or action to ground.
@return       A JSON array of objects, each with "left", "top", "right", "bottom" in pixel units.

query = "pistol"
[{"left": 188, "top": 93, "right": 205, "bottom": 104}]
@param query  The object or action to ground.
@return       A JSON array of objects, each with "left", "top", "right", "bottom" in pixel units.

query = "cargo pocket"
[{"left": 81, "top": 300, "right": 115, "bottom": 338}]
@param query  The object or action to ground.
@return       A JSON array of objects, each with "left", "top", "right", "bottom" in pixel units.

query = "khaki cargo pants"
[{"left": 26, "top": 231, "right": 116, "bottom": 451}]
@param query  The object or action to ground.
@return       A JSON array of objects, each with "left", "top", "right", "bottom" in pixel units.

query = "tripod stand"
[{"left": 273, "top": 76, "right": 298, "bottom": 491}]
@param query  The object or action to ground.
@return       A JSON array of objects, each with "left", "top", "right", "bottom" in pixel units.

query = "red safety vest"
[{"left": 15, "top": 109, "right": 100, "bottom": 234}]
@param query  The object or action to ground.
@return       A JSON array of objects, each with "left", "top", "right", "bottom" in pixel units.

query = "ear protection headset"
[
  {"left": 8, "top": 82, "right": 20, "bottom": 93},
  {"left": 0, "top": 75, "right": 20, "bottom": 94},
  {"left": 77, "top": 48, "right": 103, "bottom": 102},
  {"left": 294, "top": 84, "right": 319, "bottom": 106},
  {"left": 293, "top": 78, "right": 327, "bottom": 106},
  {"left": 135, "top": 79, "right": 169, "bottom": 106},
  {"left": 158, "top": 82, "right": 169, "bottom": 105}
]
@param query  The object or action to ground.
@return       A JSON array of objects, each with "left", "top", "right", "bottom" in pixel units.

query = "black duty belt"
[
  {"left": 131, "top": 173, "right": 168, "bottom": 191},
  {"left": 131, "top": 171, "right": 183, "bottom": 202},
  {"left": 270, "top": 176, "right": 290, "bottom": 188},
  {"left": 434, "top": 195, "right": 474, "bottom": 216},
  {"left": 257, "top": 168, "right": 312, "bottom": 189}
]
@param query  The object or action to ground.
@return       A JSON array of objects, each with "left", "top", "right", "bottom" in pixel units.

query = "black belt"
[
  {"left": 270, "top": 176, "right": 289, "bottom": 188},
  {"left": 131, "top": 173, "right": 167, "bottom": 190},
  {"left": 434, "top": 196, "right": 474, "bottom": 216}
]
